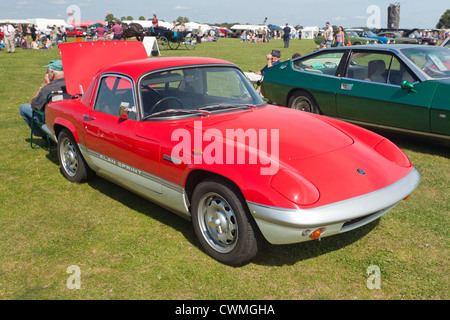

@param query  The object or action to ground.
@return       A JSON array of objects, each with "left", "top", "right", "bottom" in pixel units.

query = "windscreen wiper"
[
  {"left": 198, "top": 104, "right": 256, "bottom": 111},
  {"left": 143, "top": 109, "right": 210, "bottom": 120}
]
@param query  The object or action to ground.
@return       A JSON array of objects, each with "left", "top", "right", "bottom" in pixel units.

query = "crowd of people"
[{"left": 0, "top": 22, "right": 69, "bottom": 51}]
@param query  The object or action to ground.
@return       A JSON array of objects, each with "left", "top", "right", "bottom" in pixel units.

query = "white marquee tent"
[
  {"left": 27, "top": 18, "right": 70, "bottom": 30},
  {"left": 302, "top": 26, "right": 319, "bottom": 39}
]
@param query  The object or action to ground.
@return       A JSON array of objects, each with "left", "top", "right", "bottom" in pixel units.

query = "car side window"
[
  {"left": 94, "top": 76, "right": 136, "bottom": 119},
  {"left": 387, "top": 57, "right": 418, "bottom": 85},
  {"left": 293, "top": 52, "right": 344, "bottom": 76},
  {"left": 347, "top": 53, "right": 390, "bottom": 83},
  {"left": 347, "top": 52, "right": 418, "bottom": 85}
]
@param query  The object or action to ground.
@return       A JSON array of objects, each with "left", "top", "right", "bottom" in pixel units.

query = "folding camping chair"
[{"left": 30, "top": 90, "right": 63, "bottom": 151}]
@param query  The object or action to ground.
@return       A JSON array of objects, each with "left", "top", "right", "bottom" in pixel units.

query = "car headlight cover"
[
  {"left": 270, "top": 169, "right": 320, "bottom": 206},
  {"left": 374, "top": 139, "right": 411, "bottom": 167}
]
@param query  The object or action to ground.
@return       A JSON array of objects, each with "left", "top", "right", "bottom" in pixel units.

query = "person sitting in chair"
[
  {"left": 19, "top": 60, "right": 69, "bottom": 137},
  {"left": 244, "top": 50, "right": 282, "bottom": 83}
]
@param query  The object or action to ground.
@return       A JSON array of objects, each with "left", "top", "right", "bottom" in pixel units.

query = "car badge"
[{"left": 357, "top": 168, "right": 367, "bottom": 175}]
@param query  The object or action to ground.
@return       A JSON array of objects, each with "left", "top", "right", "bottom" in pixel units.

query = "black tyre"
[
  {"left": 157, "top": 36, "right": 168, "bottom": 51},
  {"left": 168, "top": 40, "right": 181, "bottom": 50},
  {"left": 57, "top": 129, "right": 94, "bottom": 183},
  {"left": 191, "top": 178, "right": 263, "bottom": 266},
  {"left": 288, "top": 91, "right": 320, "bottom": 114}
]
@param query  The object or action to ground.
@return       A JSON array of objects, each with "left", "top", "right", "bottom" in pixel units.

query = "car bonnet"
[{"left": 59, "top": 41, "right": 148, "bottom": 96}]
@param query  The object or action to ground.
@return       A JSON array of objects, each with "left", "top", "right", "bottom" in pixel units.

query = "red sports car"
[{"left": 42, "top": 42, "right": 421, "bottom": 265}]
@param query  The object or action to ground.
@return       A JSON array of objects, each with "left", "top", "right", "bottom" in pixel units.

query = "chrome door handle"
[
  {"left": 83, "top": 114, "right": 96, "bottom": 121},
  {"left": 341, "top": 83, "right": 353, "bottom": 91}
]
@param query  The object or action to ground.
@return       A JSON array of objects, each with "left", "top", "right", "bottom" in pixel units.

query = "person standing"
[
  {"left": 283, "top": 23, "right": 291, "bottom": 48},
  {"left": 3, "top": 22, "right": 16, "bottom": 53},
  {"left": 60, "top": 25, "right": 66, "bottom": 42},
  {"left": 335, "top": 26, "right": 344, "bottom": 47},
  {"left": 95, "top": 23, "right": 107, "bottom": 41},
  {"left": 324, "top": 22, "right": 333, "bottom": 48},
  {"left": 30, "top": 24, "right": 37, "bottom": 42},
  {"left": 111, "top": 21, "right": 123, "bottom": 40}
]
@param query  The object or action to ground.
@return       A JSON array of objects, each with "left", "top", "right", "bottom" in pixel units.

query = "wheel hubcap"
[
  {"left": 198, "top": 193, "right": 238, "bottom": 253},
  {"left": 292, "top": 97, "right": 312, "bottom": 112},
  {"left": 60, "top": 137, "right": 78, "bottom": 177}
]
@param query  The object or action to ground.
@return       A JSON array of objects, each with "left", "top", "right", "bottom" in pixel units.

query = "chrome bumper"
[{"left": 247, "top": 168, "right": 421, "bottom": 244}]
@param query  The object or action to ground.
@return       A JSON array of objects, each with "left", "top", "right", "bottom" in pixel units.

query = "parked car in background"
[
  {"left": 216, "top": 28, "right": 229, "bottom": 37},
  {"left": 315, "top": 30, "right": 369, "bottom": 46},
  {"left": 404, "top": 29, "right": 438, "bottom": 45},
  {"left": 261, "top": 45, "right": 450, "bottom": 141},
  {"left": 347, "top": 29, "right": 393, "bottom": 44},
  {"left": 376, "top": 31, "right": 420, "bottom": 44},
  {"left": 42, "top": 41, "right": 421, "bottom": 266},
  {"left": 66, "top": 26, "right": 86, "bottom": 37}
]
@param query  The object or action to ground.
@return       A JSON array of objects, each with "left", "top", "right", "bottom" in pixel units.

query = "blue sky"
[{"left": 2, "top": 0, "right": 448, "bottom": 28}]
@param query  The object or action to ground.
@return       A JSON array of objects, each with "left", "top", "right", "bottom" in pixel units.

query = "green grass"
[{"left": 0, "top": 38, "right": 448, "bottom": 300}]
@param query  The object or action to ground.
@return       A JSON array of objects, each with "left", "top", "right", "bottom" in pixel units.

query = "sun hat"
[
  {"left": 271, "top": 50, "right": 281, "bottom": 57},
  {"left": 43, "top": 60, "right": 63, "bottom": 71}
]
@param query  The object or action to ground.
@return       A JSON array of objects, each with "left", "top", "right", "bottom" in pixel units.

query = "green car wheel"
[{"left": 288, "top": 91, "right": 320, "bottom": 114}]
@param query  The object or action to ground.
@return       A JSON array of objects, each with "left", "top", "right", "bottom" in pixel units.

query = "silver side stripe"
[
  {"left": 80, "top": 146, "right": 190, "bottom": 219},
  {"left": 87, "top": 150, "right": 161, "bottom": 185}
]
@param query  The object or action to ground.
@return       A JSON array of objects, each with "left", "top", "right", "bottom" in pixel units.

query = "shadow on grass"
[
  {"left": 86, "top": 175, "right": 379, "bottom": 267},
  {"left": 86, "top": 176, "right": 198, "bottom": 244},
  {"left": 253, "top": 220, "right": 379, "bottom": 266},
  {"left": 25, "top": 137, "right": 59, "bottom": 163}
]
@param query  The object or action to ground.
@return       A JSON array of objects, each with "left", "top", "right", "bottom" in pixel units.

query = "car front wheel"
[{"left": 191, "top": 178, "right": 263, "bottom": 266}]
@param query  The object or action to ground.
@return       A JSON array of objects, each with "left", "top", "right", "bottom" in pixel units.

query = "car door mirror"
[
  {"left": 119, "top": 102, "right": 136, "bottom": 119},
  {"left": 401, "top": 80, "right": 417, "bottom": 93}
]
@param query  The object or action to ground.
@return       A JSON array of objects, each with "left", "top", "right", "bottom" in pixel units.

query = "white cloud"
[
  {"left": 332, "top": 16, "right": 348, "bottom": 21},
  {"left": 173, "top": 6, "right": 189, "bottom": 10}
]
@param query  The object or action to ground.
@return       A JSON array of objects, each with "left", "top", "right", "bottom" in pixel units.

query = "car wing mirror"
[
  {"left": 119, "top": 102, "right": 136, "bottom": 119},
  {"left": 401, "top": 80, "right": 417, "bottom": 93}
]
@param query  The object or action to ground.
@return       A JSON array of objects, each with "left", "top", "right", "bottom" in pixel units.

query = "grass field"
[{"left": 0, "top": 38, "right": 448, "bottom": 300}]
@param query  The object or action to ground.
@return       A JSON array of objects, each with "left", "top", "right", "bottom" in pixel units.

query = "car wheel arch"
[
  {"left": 54, "top": 121, "right": 80, "bottom": 144},
  {"left": 184, "top": 169, "right": 245, "bottom": 208}
]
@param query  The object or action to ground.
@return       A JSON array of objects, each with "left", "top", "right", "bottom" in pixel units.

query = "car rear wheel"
[
  {"left": 191, "top": 178, "right": 263, "bottom": 266},
  {"left": 57, "top": 129, "right": 94, "bottom": 183},
  {"left": 288, "top": 91, "right": 320, "bottom": 114}
]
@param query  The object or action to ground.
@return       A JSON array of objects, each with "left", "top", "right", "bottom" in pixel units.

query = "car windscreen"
[
  {"left": 401, "top": 47, "right": 450, "bottom": 79},
  {"left": 139, "top": 66, "right": 265, "bottom": 119}
]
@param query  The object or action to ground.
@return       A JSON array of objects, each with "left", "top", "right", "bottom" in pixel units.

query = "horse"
[
  {"left": 107, "top": 21, "right": 145, "bottom": 42},
  {"left": 122, "top": 22, "right": 145, "bottom": 42}
]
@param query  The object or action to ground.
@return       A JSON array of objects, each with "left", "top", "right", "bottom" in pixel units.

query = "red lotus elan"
[{"left": 42, "top": 42, "right": 421, "bottom": 265}]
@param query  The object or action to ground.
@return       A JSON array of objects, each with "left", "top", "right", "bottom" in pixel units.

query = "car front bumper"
[{"left": 247, "top": 168, "right": 421, "bottom": 244}]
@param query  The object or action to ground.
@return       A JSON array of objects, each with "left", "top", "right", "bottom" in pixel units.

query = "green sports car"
[{"left": 261, "top": 45, "right": 450, "bottom": 141}]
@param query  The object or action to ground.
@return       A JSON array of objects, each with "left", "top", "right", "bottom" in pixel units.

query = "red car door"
[{"left": 83, "top": 75, "right": 162, "bottom": 193}]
